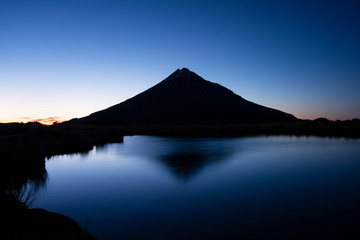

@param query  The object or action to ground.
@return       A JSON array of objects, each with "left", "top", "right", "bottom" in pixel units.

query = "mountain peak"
[
  {"left": 164, "top": 68, "right": 202, "bottom": 83},
  {"left": 173, "top": 67, "right": 193, "bottom": 77},
  {"left": 179, "top": 67, "right": 190, "bottom": 72},
  {"left": 76, "top": 68, "right": 297, "bottom": 125},
  {"left": 179, "top": 67, "right": 188, "bottom": 71}
]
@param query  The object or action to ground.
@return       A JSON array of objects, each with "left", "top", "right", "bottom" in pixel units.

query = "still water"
[{"left": 32, "top": 136, "right": 360, "bottom": 239}]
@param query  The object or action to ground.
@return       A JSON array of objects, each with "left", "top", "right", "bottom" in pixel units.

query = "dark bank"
[{"left": 1, "top": 122, "right": 123, "bottom": 239}]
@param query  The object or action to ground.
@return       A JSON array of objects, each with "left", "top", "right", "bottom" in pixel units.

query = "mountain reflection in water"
[
  {"left": 118, "top": 136, "right": 237, "bottom": 181},
  {"left": 159, "top": 148, "right": 233, "bottom": 181},
  {"left": 33, "top": 136, "right": 360, "bottom": 239}
]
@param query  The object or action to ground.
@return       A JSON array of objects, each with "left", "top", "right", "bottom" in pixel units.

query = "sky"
[{"left": 1, "top": 0, "right": 359, "bottom": 124}]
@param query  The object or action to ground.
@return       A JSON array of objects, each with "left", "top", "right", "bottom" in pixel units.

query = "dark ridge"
[{"left": 72, "top": 68, "right": 297, "bottom": 125}]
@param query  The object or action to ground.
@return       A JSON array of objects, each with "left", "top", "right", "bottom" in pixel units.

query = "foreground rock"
[{"left": 2, "top": 192, "right": 95, "bottom": 240}]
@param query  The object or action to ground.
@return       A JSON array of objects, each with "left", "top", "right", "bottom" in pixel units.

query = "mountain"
[{"left": 74, "top": 68, "right": 296, "bottom": 125}]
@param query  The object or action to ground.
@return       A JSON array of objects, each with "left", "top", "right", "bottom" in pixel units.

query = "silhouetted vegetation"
[
  {"left": 1, "top": 163, "right": 95, "bottom": 239},
  {"left": 0, "top": 122, "right": 124, "bottom": 239},
  {"left": 72, "top": 118, "right": 360, "bottom": 137},
  {"left": 2, "top": 191, "right": 96, "bottom": 239},
  {"left": 114, "top": 118, "right": 360, "bottom": 138}
]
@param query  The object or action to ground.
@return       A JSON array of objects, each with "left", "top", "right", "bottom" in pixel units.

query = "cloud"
[
  {"left": 18, "top": 117, "right": 33, "bottom": 120},
  {"left": 19, "top": 116, "right": 64, "bottom": 124}
]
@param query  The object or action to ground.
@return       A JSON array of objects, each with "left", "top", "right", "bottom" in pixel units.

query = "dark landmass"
[
  {"left": 1, "top": 122, "right": 123, "bottom": 240},
  {"left": 68, "top": 117, "right": 360, "bottom": 138},
  {"left": 2, "top": 191, "right": 96, "bottom": 240},
  {"left": 1, "top": 122, "right": 124, "bottom": 190},
  {"left": 71, "top": 68, "right": 296, "bottom": 125}
]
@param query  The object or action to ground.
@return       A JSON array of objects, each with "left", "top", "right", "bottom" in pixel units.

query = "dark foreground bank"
[
  {"left": 2, "top": 192, "right": 95, "bottom": 240},
  {"left": 1, "top": 123, "right": 125, "bottom": 239}
]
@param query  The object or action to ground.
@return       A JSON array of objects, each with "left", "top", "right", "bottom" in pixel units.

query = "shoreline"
[{"left": 1, "top": 120, "right": 359, "bottom": 238}]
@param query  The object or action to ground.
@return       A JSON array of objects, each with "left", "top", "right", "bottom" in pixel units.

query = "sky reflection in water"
[{"left": 33, "top": 136, "right": 360, "bottom": 239}]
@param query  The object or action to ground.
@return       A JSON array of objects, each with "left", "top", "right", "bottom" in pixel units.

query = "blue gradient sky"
[{"left": 1, "top": 0, "right": 359, "bottom": 123}]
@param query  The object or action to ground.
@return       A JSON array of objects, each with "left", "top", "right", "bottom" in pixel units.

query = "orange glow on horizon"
[{"left": 2, "top": 117, "right": 68, "bottom": 125}]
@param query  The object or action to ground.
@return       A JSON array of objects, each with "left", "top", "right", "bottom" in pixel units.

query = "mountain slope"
[{"left": 75, "top": 68, "right": 297, "bottom": 125}]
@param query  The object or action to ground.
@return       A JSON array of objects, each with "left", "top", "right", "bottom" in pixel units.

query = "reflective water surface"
[{"left": 32, "top": 136, "right": 360, "bottom": 239}]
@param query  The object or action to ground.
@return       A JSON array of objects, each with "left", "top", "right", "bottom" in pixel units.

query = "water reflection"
[
  {"left": 121, "top": 137, "right": 237, "bottom": 181},
  {"left": 6, "top": 170, "right": 48, "bottom": 207},
  {"left": 159, "top": 148, "right": 232, "bottom": 181},
  {"left": 95, "top": 144, "right": 109, "bottom": 153},
  {"left": 32, "top": 136, "right": 360, "bottom": 239},
  {"left": 47, "top": 150, "right": 92, "bottom": 159}
]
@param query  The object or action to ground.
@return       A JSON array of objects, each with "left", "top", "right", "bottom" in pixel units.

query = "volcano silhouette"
[{"left": 76, "top": 68, "right": 296, "bottom": 125}]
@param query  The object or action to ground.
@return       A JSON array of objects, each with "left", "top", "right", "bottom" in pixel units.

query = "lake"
[{"left": 32, "top": 136, "right": 360, "bottom": 239}]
